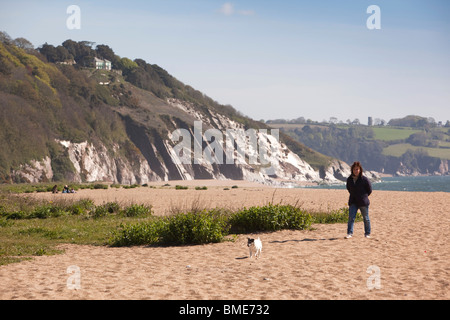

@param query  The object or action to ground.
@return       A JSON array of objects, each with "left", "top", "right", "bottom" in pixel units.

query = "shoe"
[
  {"left": 365, "top": 234, "right": 371, "bottom": 238},
  {"left": 345, "top": 234, "right": 352, "bottom": 239}
]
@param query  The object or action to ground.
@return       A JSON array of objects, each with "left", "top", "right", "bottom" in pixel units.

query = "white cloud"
[
  {"left": 219, "top": 3, "right": 234, "bottom": 16},
  {"left": 218, "top": 3, "right": 254, "bottom": 16}
]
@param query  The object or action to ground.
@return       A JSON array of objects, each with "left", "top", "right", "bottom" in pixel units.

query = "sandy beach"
[{"left": 0, "top": 180, "right": 449, "bottom": 300}]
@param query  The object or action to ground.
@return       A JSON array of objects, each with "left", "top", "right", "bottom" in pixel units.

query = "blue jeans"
[{"left": 347, "top": 204, "right": 371, "bottom": 236}]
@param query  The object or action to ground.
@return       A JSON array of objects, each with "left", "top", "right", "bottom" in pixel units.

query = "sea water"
[{"left": 302, "top": 175, "right": 450, "bottom": 193}]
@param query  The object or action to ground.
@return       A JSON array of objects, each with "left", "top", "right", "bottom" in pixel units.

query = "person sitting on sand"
[
  {"left": 52, "top": 185, "right": 58, "bottom": 194},
  {"left": 346, "top": 161, "right": 372, "bottom": 239},
  {"left": 63, "top": 185, "right": 70, "bottom": 194}
]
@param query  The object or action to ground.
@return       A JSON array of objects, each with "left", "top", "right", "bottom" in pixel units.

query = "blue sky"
[{"left": 1, "top": 0, "right": 449, "bottom": 123}]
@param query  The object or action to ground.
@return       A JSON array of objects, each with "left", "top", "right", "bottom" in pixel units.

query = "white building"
[{"left": 94, "top": 57, "right": 112, "bottom": 70}]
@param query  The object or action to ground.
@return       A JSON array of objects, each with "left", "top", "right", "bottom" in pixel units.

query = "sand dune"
[{"left": 1, "top": 180, "right": 449, "bottom": 300}]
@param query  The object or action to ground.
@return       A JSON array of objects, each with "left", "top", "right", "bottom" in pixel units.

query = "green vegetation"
[
  {"left": 101, "top": 204, "right": 353, "bottom": 247},
  {"left": 0, "top": 182, "right": 111, "bottom": 194},
  {"left": 382, "top": 143, "right": 450, "bottom": 160},
  {"left": 112, "top": 210, "right": 230, "bottom": 247},
  {"left": 1, "top": 32, "right": 332, "bottom": 183},
  {"left": 387, "top": 115, "right": 443, "bottom": 128},
  {"left": 0, "top": 193, "right": 155, "bottom": 265},
  {"left": 0, "top": 38, "right": 134, "bottom": 182},
  {"left": 228, "top": 204, "right": 313, "bottom": 234},
  {"left": 271, "top": 119, "right": 450, "bottom": 175},
  {"left": 371, "top": 127, "right": 422, "bottom": 141},
  {"left": 0, "top": 191, "right": 355, "bottom": 265}
]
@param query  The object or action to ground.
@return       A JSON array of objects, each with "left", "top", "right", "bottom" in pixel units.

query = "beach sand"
[{"left": 0, "top": 180, "right": 449, "bottom": 300}]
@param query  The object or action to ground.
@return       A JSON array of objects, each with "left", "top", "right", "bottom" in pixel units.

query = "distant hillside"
[
  {"left": 0, "top": 33, "right": 344, "bottom": 185},
  {"left": 269, "top": 119, "right": 450, "bottom": 176},
  {"left": 388, "top": 115, "right": 449, "bottom": 128}
]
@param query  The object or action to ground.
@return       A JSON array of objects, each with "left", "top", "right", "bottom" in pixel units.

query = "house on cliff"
[{"left": 94, "top": 57, "right": 112, "bottom": 70}]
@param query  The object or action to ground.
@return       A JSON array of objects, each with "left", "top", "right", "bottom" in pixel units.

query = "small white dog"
[{"left": 247, "top": 237, "right": 262, "bottom": 259}]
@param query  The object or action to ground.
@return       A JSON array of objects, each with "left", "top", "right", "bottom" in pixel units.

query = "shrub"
[
  {"left": 110, "top": 209, "right": 230, "bottom": 246},
  {"left": 311, "top": 207, "right": 355, "bottom": 224},
  {"left": 110, "top": 205, "right": 315, "bottom": 247},
  {"left": 110, "top": 220, "right": 165, "bottom": 247},
  {"left": 66, "top": 203, "right": 85, "bottom": 216},
  {"left": 158, "top": 210, "right": 229, "bottom": 245},
  {"left": 68, "top": 199, "right": 96, "bottom": 215},
  {"left": 92, "top": 183, "right": 108, "bottom": 190},
  {"left": 122, "top": 204, "right": 152, "bottom": 217},
  {"left": 90, "top": 202, "right": 122, "bottom": 218},
  {"left": 229, "top": 204, "right": 313, "bottom": 234},
  {"left": 29, "top": 204, "right": 66, "bottom": 219},
  {"left": 175, "top": 185, "right": 188, "bottom": 190},
  {"left": 5, "top": 210, "right": 28, "bottom": 220},
  {"left": 104, "top": 202, "right": 121, "bottom": 214},
  {"left": 123, "top": 184, "right": 139, "bottom": 189},
  {"left": 91, "top": 204, "right": 109, "bottom": 219}
]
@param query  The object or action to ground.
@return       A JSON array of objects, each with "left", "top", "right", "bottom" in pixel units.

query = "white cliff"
[
  {"left": 166, "top": 98, "right": 335, "bottom": 185},
  {"left": 12, "top": 157, "right": 53, "bottom": 183},
  {"left": 12, "top": 99, "right": 371, "bottom": 185}
]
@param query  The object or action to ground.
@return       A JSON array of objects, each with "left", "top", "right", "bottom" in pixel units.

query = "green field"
[
  {"left": 371, "top": 127, "right": 422, "bottom": 141},
  {"left": 382, "top": 143, "right": 450, "bottom": 159},
  {"left": 269, "top": 124, "right": 424, "bottom": 141}
]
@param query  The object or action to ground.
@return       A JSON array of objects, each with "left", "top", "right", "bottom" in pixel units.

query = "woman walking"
[{"left": 346, "top": 161, "right": 372, "bottom": 239}]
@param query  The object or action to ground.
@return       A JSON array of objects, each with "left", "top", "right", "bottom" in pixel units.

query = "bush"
[
  {"left": 92, "top": 183, "right": 109, "bottom": 190},
  {"left": 159, "top": 210, "right": 229, "bottom": 245},
  {"left": 110, "top": 205, "right": 316, "bottom": 247},
  {"left": 110, "top": 220, "right": 165, "bottom": 247},
  {"left": 110, "top": 210, "right": 230, "bottom": 246},
  {"left": 91, "top": 204, "right": 109, "bottom": 219},
  {"left": 123, "top": 184, "right": 140, "bottom": 189},
  {"left": 122, "top": 204, "right": 152, "bottom": 217},
  {"left": 66, "top": 199, "right": 95, "bottom": 215},
  {"left": 5, "top": 210, "right": 28, "bottom": 220},
  {"left": 311, "top": 207, "right": 356, "bottom": 224},
  {"left": 104, "top": 202, "right": 121, "bottom": 214},
  {"left": 29, "top": 204, "right": 66, "bottom": 219},
  {"left": 175, "top": 185, "right": 188, "bottom": 190},
  {"left": 229, "top": 204, "right": 313, "bottom": 234}
]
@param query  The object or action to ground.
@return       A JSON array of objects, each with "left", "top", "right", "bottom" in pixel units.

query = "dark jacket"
[{"left": 346, "top": 175, "right": 372, "bottom": 207}]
